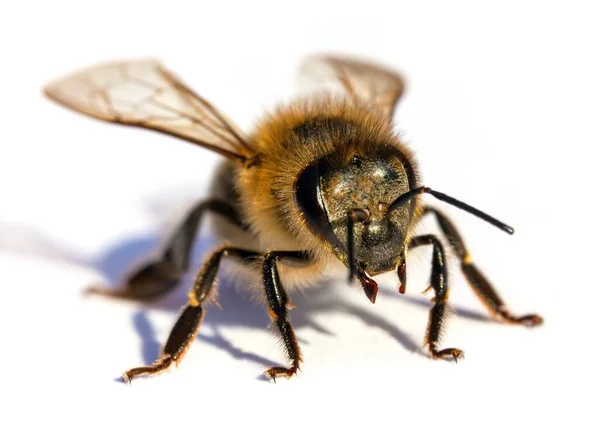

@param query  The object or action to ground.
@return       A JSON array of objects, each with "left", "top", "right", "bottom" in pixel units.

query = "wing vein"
[{"left": 43, "top": 59, "right": 254, "bottom": 163}]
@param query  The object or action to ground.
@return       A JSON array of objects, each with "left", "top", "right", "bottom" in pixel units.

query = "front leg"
[
  {"left": 409, "top": 235, "right": 463, "bottom": 362},
  {"left": 262, "top": 251, "right": 311, "bottom": 380}
]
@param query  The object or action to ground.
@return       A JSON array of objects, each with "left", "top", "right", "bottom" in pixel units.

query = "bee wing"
[
  {"left": 298, "top": 55, "right": 405, "bottom": 119},
  {"left": 44, "top": 59, "right": 254, "bottom": 162}
]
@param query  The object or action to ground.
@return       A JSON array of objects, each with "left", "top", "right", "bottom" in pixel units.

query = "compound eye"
[{"left": 294, "top": 163, "right": 339, "bottom": 248}]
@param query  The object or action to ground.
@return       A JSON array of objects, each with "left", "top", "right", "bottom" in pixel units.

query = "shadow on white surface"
[
  {"left": 1, "top": 220, "right": 499, "bottom": 378},
  {"left": 85, "top": 229, "right": 499, "bottom": 382},
  {"left": 0, "top": 223, "right": 87, "bottom": 266}
]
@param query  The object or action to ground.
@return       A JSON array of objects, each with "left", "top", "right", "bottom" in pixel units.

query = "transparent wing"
[
  {"left": 44, "top": 59, "right": 254, "bottom": 162},
  {"left": 298, "top": 55, "right": 405, "bottom": 119}
]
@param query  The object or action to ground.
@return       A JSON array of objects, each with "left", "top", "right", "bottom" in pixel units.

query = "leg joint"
[
  {"left": 189, "top": 246, "right": 258, "bottom": 306},
  {"left": 409, "top": 234, "right": 444, "bottom": 251}
]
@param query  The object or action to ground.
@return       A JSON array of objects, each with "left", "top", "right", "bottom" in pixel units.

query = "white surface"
[{"left": 0, "top": 1, "right": 597, "bottom": 426}]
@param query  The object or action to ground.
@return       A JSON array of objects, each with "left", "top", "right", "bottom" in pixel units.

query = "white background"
[{"left": 1, "top": 1, "right": 597, "bottom": 426}]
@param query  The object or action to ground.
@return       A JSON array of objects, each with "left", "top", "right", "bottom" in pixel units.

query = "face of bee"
[
  {"left": 321, "top": 153, "right": 413, "bottom": 275},
  {"left": 295, "top": 149, "right": 415, "bottom": 276}
]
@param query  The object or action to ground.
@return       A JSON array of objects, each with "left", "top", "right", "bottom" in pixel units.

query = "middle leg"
[
  {"left": 122, "top": 246, "right": 259, "bottom": 382},
  {"left": 421, "top": 206, "right": 542, "bottom": 326}
]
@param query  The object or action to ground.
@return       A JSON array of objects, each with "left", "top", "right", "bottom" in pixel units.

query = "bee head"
[
  {"left": 294, "top": 148, "right": 417, "bottom": 277},
  {"left": 295, "top": 143, "right": 513, "bottom": 300}
]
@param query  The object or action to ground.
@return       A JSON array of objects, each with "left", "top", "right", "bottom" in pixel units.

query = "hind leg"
[{"left": 87, "top": 199, "right": 245, "bottom": 301}]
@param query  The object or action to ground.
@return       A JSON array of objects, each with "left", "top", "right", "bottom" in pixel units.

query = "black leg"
[
  {"left": 88, "top": 199, "right": 246, "bottom": 301},
  {"left": 409, "top": 234, "right": 463, "bottom": 361},
  {"left": 422, "top": 207, "right": 543, "bottom": 326},
  {"left": 262, "top": 251, "right": 311, "bottom": 380},
  {"left": 123, "top": 246, "right": 259, "bottom": 382}
]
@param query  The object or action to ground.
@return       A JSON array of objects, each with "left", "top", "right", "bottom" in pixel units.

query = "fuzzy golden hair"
[{"left": 234, "top": 96, "right": 420, "bottom": 265}]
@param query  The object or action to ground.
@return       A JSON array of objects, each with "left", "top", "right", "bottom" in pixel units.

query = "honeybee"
[{"left": 44, "top": 55, "right": 543, "bottom": 382}]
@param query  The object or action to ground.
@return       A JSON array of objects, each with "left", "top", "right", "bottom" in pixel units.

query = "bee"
[{"left": 43, "top": 55, "right": 543, "bottom": 382}]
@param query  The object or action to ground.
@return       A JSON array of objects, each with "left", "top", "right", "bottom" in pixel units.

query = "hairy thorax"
[{"left": 212, "top": 98, "right": 419, "bottom": 289}]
